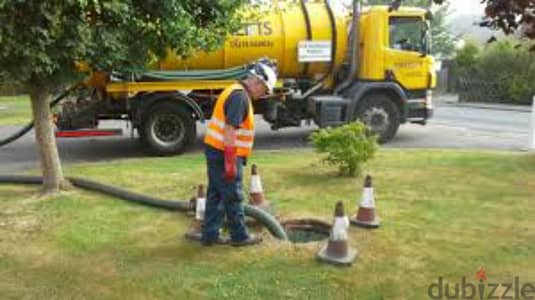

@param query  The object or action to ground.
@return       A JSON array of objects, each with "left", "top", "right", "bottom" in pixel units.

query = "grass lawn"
[
  {"left": 0, "top": 95, "right": 32, "bottom": 126},
  {"left": 0, "top": 149, "right": 534, "bottom": 299}
]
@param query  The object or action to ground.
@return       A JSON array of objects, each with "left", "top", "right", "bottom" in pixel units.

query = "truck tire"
[
  {"left": 354, "top": 93, "right": 400, "bottom": 143},
  {"left": 141, "top": 102, "right": 196, "bottom": 156}
]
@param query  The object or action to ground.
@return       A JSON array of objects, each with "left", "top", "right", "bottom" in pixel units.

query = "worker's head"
[{"left": 242, "top": 61, "right": 277, "bottom": 100}]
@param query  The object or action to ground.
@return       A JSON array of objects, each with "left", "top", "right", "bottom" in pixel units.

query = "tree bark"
[{"left": 29, "top": 86, "right": 67, "bottom": 195}]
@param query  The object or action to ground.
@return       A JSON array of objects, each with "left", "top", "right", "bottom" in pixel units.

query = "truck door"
[{"left": 384, "top": 16, "right": 431, "bottom": 91}]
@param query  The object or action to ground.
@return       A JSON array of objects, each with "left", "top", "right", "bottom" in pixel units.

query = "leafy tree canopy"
[
  {"left": 424, "top": 0, "right": 534, "bottom": 42},
  {"left": 478, "top": 0, "right": 534, "bottom": 39},
  {"left": 0, "top": 0, "right": 246, "bottom": 88}
]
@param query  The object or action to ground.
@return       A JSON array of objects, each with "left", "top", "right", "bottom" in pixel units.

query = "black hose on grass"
[
  {"left": 0, "top": 175, "right": 288, "bottom": 240},
  {"left": 69, "top": 177, "right": 190, "bottom": 211}
]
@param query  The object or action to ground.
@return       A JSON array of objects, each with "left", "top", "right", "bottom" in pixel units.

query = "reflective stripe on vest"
[{"left": 204, "top": 83, "right": 255, "bottom": 157}]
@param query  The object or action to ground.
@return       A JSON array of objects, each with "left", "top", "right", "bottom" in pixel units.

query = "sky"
[
  {"left": 337, "top": 0, "right": 486, "bottom": 17},
  {"left": 448, "top": 0, "right": 485, "bottom": 17}
]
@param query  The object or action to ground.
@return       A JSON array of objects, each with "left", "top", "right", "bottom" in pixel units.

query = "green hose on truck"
[{"left": 0, "top": 175, "right": 288, "bottom": 240}]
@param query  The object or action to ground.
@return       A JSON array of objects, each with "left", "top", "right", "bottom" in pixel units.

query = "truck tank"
[{"left": 156, "top": 2, "right": 349, "bottom": 79}]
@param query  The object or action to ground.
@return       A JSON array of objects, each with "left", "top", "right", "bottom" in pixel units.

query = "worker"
[{"left": 202, "top": 60, "right": 277, "bottom": 247}]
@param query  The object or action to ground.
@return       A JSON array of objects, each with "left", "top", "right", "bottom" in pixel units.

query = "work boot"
[
  {"left": 200, "top": 236, "right": 230, "bottom": 247},
  {"left": 231, "top": 234, "right": 263, "bottom": 247}
]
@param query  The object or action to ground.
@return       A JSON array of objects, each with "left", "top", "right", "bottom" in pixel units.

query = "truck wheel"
[
  {"left": 141, "top": 102, "right": 196, "bottom": 156},
  {"left": 354, "top": 94, "right": 400, "bottom": 143}
]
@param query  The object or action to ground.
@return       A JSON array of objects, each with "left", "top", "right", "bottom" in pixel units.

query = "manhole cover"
[{"left": 282, "top": 219, "right": 331, "bottom": 243}]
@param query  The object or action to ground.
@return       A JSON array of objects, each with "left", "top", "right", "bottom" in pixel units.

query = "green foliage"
[
  {"left": 457, "top": 40, "right": 535, "bottom": 104},
  {"left": 311, "top": 122, "right": 378, "bottom": 177},
  {"left": 429, "top": 3, "right": 456, "bottom": 58},
  {"left": 477, "top": 41, "right": 535, "bottom": 104},
  {"left": 0, "top": 1, "right": 246, "bottom": 90},
  {"left": 455, "top": 40, "right": 480, "bottom": 69}
]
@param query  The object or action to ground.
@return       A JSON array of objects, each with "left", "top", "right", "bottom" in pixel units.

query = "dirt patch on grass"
[
  {"left": 0, "top": 214, "right": 41, "bottom": 232},
  {"left": 0, "top": 207, "right": 42, "bottom": 234}
]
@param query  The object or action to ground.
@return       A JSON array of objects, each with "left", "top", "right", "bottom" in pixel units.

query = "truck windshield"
[{"left": 389, "top": 17, "right": 429, "bottom": 54}]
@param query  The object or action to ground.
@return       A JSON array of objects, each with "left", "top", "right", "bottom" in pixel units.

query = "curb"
[{"left": 440, "top": 101, "right": 531, "bottom": 113}]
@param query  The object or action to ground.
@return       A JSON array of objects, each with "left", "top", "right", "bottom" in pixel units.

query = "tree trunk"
[{"left": 29, "top": 86, "right": 67, "bottom": 195}]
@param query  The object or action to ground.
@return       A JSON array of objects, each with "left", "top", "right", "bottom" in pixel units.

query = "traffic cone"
[
  {"left": 249, "top": 164, "right": 272, "bottom": 211},
  {"left": 351, "top": 175, "right": 381, "bottom": 228},
  {"left": 185, "top": 184, "right": 206, "bottom": 241},
  {"left": 317, "top": 201, "right": 358, "bottom": 266}
]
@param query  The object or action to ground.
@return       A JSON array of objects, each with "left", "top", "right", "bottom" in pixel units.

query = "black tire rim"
[
  {"left": 362, "top": 107, "right": 390, "bottom": 135},
  {"left": 150, "top": 114, "right": 185, "bottom": 147}
]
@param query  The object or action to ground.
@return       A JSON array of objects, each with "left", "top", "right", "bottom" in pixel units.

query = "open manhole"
[{"left": 282, "top": 219, "right": 331, "bottom": 243}]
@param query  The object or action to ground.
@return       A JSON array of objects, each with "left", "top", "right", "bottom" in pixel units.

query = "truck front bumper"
[{"left": 406, "top": 91, "right": 433, "bottom": 125}]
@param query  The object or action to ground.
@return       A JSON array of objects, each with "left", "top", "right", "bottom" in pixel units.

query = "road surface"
[{"left": 0, "top": 101, "right": 531, "bottom": 172}]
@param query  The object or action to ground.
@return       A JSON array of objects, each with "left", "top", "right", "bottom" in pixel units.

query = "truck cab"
[
  {"left": 309, "top": 5, "right": 435, "bottom": 143},
  {"left": 354, "top": 6, "right": 434, "bottom": 128}
]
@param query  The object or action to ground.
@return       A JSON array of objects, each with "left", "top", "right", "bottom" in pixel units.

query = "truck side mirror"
[{"left": 425, "top": 10, "right": 433, "bottom": 21}]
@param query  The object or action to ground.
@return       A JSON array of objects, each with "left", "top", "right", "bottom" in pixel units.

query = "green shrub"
[
  {"left": 456, "top": 39, "right": 535, "bottom": 105},
  {"left": 476, "top": 40, "right": 534, "bottom": 104},
  {"left": 310, "top": 122, "right": 378, "bottom": 177},
  {"left": 455, "top": 41, "right": 480, "bottom": 69}
]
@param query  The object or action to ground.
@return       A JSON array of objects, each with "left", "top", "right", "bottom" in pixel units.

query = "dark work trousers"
[{"left": 201, "top": 153, "right": 249, "bottom": 243}]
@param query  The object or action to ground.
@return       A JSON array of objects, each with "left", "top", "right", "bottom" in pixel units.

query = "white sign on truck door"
[{"left": 298, "top": 41, "right": 332, "bottom": 63}]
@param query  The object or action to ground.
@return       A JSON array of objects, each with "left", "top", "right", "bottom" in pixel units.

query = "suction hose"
[
  {"left": 301, "top": 0, "right": 338, "bottom": 99},
  {"left": 0, "top": 175, "right": 288, "bottom": 240},
  {"left": 0, "top": 85, "right": 79, "bottom": 147}
]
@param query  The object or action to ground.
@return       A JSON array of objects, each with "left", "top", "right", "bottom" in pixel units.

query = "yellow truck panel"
[{"left": 158, "top": 2, "right": 347, "bottom": 80}]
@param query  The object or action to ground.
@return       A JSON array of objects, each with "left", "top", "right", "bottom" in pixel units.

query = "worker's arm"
[
  {"left": 223, "top": 125, "right": 238, "bottom": 147},
  {"left": 223, "top": 125, "right": 238, "bottom": 182},
  {"left": 223, "top": 90, "right": 248, "bottom": 182}
]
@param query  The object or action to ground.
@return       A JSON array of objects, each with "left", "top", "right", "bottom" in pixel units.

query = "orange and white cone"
[
  {"left": 185, "top": 184, "right": 206, "bottom": 241},
  {"left": 351, "top": 175, "right": 381, "bottom": 228},
  {"left": 249, "top": 164, "right": 272, "bottom": 211},
  {"left": 317, "top": 201, "right": 358, "bottom": 266}
]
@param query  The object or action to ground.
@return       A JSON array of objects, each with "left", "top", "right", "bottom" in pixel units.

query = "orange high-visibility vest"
[{"left": 204, "top": 83, "right": 255, "bottom": 157}]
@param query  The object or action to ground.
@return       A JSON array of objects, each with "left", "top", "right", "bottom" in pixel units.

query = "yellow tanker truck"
[{"left": 56, "top": 0, "right": 436, "bottom": 155}]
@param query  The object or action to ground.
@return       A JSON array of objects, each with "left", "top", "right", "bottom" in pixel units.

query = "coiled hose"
[
  {"left": 0, "top": 175, "right": 288, "bottom": 240},
  {"left": 0, "top": 85, "right": 79, "bottom": 147},
  {"left": 116, "top": 64, "right": 251, "bottom": 82}
]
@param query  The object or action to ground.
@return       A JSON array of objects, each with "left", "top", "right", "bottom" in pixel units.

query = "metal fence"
[
  {"left": 437, "top": 61, "right": 533, "bottom": 105},
  {"left": 456, "top": 73, "right": 505, "bottom": 103}
]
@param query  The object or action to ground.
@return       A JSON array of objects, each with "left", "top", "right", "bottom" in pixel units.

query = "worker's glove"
[{"left": 224, "top": 146, "right": 237, "bottom": 182}]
